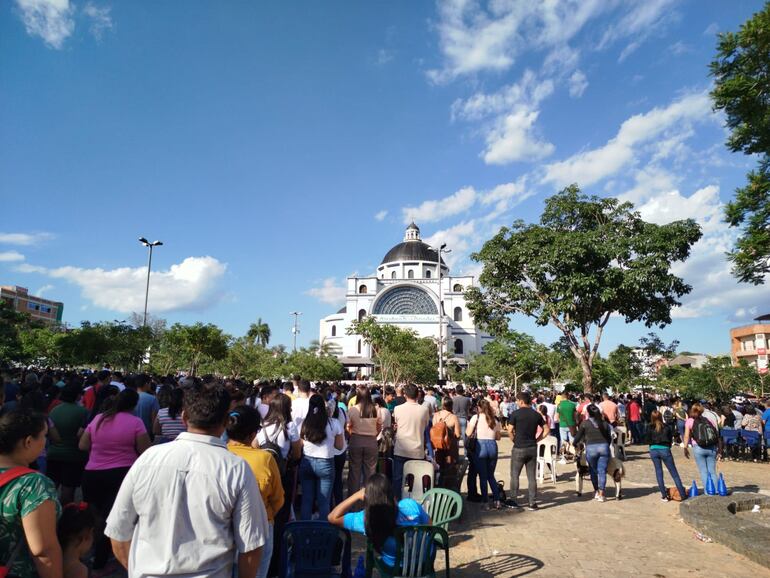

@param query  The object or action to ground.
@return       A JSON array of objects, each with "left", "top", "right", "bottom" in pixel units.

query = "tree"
[
  {"left": 606, "top": 344, "right": 642, "bottom": 392},
  {"left": 348, "top": 317, "right": 437, "bottom": 385},
  {"left": 711, "top": 5, "right": 770, "bottom": 284},
  {"left": 466, "top": 186, "right": 702, "bottom": 392},
  {"left": 0, "top": 300, "right": 30, "bottom": 364},
  {"left": 149, "top": 323, "right": 229, "bottom": 376},
  {"left": 247, "top": 318, "right": 271, "bottom": 347}
]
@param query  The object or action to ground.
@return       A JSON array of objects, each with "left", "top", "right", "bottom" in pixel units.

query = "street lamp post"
[
  {"left": 436, "top": 243, "right": 451, "bottom": 383},
  {"left": 139, "top": 238, "right": 163, "bottom": 327},
  {"left": 290, "top": 311, "right": 302, "bottom": 352}
]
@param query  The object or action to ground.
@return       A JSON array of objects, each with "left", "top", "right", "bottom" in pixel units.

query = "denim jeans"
[
  {"left": 585, "top": 443, "right": 610, "bottom": 491},
  {"left": 692, "top": 445, "right": 718, "bottom": 490},
  {"left": 256, "top": 522, "right": 273, "bottom": 578},
  {"left": 510, "top": 446, "right": 538, "bottom": 505},
  {"left": 676, "top": 420, "right": 685, "bottom": 442},
  {"left": 473, "top": 439, "right": 500, "bottom": 502},
  {"left": 559, "top": 427, "right": 574, "bottom": 445},
  {"left": 393, "top": 455, "right": 409, "bottom": 500},
  {"left": 299, "top": 456, "right": 335, "bottom": 520},
  {"left": 649, "top": 448, "right": 686, "bottom": 499}
]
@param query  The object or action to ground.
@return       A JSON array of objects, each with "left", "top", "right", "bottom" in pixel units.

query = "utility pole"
[
  {"left": 436, "top": 243, "right": 451, "bottom": 382},
  {"left": 290, "top": 311, "right": 302, "bottom": 352},
  {"left": 139, "top": 238, "right": 163, "bottom": 327}
]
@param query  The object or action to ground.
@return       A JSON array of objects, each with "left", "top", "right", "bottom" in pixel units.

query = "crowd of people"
[{"left": 1, "top": 366, "right": 769, "bottom": 578}]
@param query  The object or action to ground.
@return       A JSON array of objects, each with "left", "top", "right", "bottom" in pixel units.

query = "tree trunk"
[{"left": 581, "top": 358, "right": 594, "bottom": 393}]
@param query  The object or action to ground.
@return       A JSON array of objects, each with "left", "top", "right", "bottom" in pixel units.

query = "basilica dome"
[{"left": 379, "top": 222, "right": 446, "bottom": 266}]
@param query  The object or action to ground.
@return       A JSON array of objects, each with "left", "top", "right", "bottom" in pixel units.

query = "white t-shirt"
[
  {"left": 258, "top": 403, "right": 270, "bottom": 419},
  {"left": 376, "top": 407, "right": 392, "bottom": 441},
  {"left": 302, "top": 420, "right": 343, "bottom": 459},
  {"left": 291, "top": 397, "right": 310, "bottom": 430},
  {"left": 332, "top": 413, "right": 347, "bottom": 456},
  {"left": 256, "top": 422, "right": 299, "bottom": 459}
]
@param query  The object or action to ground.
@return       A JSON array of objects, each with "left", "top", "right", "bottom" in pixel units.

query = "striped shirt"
[{"left": 157, "top": 407, "right": 186, "bottom": 440}]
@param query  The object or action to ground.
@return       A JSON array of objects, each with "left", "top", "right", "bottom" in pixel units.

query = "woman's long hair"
[
  {"left": 355, "top": 386, "right": 377, "bottom": 419},
  {"left": 650, "top": 409, "right": 664, "bottom": 433},
  {"left": 477, "top": 399, "right": 496, "bottom": 429},
  {"left": 586, "top": 404, "right": 608, "bottom": 435},
  {"left": 263, "top": 393, "right": 292, "bottom": 432},
  {"left": 301, "top": 394, "right": 329, "bottom": 444},
  {"left": 95, "top": 388, "right": 139, "bottom": 431},
  {"left": 364, "top": 473, "right": 398, "bottom": 554},
  {"left": 167, "top": 388, "right": 184, "bottom": 420}
]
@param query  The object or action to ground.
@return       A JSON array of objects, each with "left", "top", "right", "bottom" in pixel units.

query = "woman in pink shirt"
[{"left": 79, "top": 389, "right": 150, "bottom": 569}]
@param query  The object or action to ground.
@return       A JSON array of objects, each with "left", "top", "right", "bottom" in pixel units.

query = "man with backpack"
[{"left": 682, "top": 402, "right": 722, "bottom": 491}]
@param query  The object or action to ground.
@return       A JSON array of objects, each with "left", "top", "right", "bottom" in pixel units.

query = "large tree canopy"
[
  {"left": 711, "top": 3, "right": 770, "bottom": 284},
  {"left": 466, "top": 186, "right": 702, "bottom": 392}
]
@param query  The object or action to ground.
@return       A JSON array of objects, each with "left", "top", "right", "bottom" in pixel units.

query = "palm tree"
[{"left": 247, "top": 318, "right": 271, "bottom": 347}]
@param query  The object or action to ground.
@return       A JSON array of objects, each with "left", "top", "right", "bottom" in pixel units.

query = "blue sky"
[{"left": 1, "top": 0, "right": 766, "bottom": 355}]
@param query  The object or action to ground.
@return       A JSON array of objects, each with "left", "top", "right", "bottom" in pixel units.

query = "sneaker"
[
  {"left": 504, "top": 499, "right": 523, "bottom": 509},
  {"left": 660, "top": 496, "right": 670, "bottom": 502},
  {"left": 597, "top": 495, "right": 606, "bottom": 503},
  {"left": 527, "top": 503, "right": 539, "bottom": 511}
]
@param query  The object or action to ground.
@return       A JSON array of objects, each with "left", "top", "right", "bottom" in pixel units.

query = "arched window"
[
  {"left": 331, "top": 325, "right": 336, "bottom": 337},
  {"left": 425, "top": 269, "right": 432, "bottom": 278},
  {"left": 408, "top": 270, "right": 414, "bottom": 279},
  {"left": 357, "top": 339, "right": 362, "bottom": 354},
  {"left": 359, "top": 284, "right": 368, "bottom": 294},
  {"left": 454, "top": 339, "right": 464, "bottom": 355},
  {"left": 453, "top": 284, "right": 462, "bottom": 292},
  {"left": 453, "top": 307, "right": 463, "bottom": 322},
  {"left": 358, "top": 309, "right": 366, "bottom": 322},
  {"left": 391, "top": 271, "right": 397, "bottom": 279}
]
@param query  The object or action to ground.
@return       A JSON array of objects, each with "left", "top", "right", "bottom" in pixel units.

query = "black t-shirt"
[{"left": 508, "top": 407, "right": 545, "bottom": 448}]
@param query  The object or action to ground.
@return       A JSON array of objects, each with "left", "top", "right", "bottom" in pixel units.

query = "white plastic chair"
[
  {"left": 536, "top": 436, "right": 558, "bottom": 485},
  {"left": 615, "top": 426, "right": 629, "bottom": 446},
  {"left": 402, "top": 459, "right": 435, "bottom": 501}
]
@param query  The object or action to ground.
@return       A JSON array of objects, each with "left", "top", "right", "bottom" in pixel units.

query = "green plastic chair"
[
  {"left": 365, "top": 525, "right": 450, "bottom": 578},
  {"left": 420, "top": 488, "right": 462, "bottom": 534}
]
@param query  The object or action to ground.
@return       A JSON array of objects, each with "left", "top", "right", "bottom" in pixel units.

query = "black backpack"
[
  {"left": 662, "top": 408, "right": 676, "bottom": 425},
  {"left": 259, "top": 426, "right": 287, "bottom": 475},
  {"left": 691, "top": 417, "right": 718, "bottom": 448}
]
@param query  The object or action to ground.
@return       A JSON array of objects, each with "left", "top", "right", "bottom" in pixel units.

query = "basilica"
[{"left": 318, "top": 223, "right": 492, "bottom": 378}]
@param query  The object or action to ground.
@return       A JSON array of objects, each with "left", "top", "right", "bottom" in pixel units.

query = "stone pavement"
[{"left": 420, "top": 438, "right": 770, "bottom": 578}]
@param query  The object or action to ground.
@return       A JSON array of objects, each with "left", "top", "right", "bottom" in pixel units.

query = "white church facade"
[{"left": 319, "top": 223, "right": 492, "bottom": 378}]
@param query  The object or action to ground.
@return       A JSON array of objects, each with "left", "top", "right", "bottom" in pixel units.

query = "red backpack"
[{"left": 0, "top": 467, "right": 36, "bottom": 578}]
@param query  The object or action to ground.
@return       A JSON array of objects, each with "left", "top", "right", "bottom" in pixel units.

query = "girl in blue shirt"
[{"left": 328, "top": 473, "right": 429, "bottom": 568}]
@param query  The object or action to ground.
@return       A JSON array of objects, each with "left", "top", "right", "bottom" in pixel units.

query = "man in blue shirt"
[{"left": 133, "top": 373, "right": 159, "bottom": 435}]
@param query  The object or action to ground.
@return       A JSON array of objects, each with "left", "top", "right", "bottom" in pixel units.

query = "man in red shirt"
[
  {"left": 82, "top": 369, "right": 111, "bottom": 411},
  {"left": 627, "top": 397, "right": 643, "bottom": 444}
]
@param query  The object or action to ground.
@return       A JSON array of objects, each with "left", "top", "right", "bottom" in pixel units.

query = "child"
[{"left": 57, "top": 502, "right": 96, "bottom": 578}]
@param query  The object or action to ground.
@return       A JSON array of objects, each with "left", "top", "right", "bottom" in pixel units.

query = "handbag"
[{"left": 465, "top": 416, "right": 479, "bottom": 454}]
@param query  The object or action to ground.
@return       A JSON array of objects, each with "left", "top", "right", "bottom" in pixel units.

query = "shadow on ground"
[{"left": 454, "top": 553, "right": 544, "bottom": 577}]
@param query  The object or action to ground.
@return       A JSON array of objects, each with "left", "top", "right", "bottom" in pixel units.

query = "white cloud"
[
  {"left": 631, "top": 184, "right": 769, "bottom": 320},
  {"left": 483, "top": 108, "right": 555, "bottom": 164},
  {"left": 374, "top": 210, "right": 388, "bottom": 222},
  {"left": 542, "top": 91, "right": 713, "bottom": 188},
  {"left": 0, "top": 251, "right": 25, "bottom": 262},
  {"left": 669, "top": 41, "right": 691, "bottom": 56},
  {"left": 15, "top": 0, "right": 74, "bottom": 49},
  {"left": 402, "top": 186, "right": 477, "bottom": 224},
  {"left": 376, "top": 49, "right": 394, "bottom": 65},
  {"left": 568, "top": 70, "right": 588, "bottom": 98},
  {"left": 427, "top": 0, "right": 609, "bottom": 82},
  {"left": 83, "top": 3, "right": 112, "bottom": 40},
  {"left": 703, "top": 22, "right": 718, "bottom": 36},
  {"left": 599, "top": 0, "right": 680, "bottom": 61},
  {"left": 17, "top": 256, "right": 227, "bottom": 313},
  {"left": 423, "top": 220, "right": 478, "bottom": 271},
  {"left": 306, "top": 278, "right": 347, "bottom": 306},
  {"left": 36, "top": 284, "right": 54, "bottom": 297},
  {"left": 453, "top": 69, "right": 555, "bottom": 165},
  {"left": 0, "top": 232, "right": 54, "bottom": 246}
]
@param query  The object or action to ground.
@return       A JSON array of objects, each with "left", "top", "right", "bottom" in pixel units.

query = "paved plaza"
[{"left": 429, "top": 438, "right": 770, "bottom": 577}]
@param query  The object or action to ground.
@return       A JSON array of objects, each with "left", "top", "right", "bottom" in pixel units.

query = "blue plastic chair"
[
  {"left": 280, "top": 521, "right": 352, "bottom": 578},
  {"left": 720, "top": 429, "right": 740, "bottom": 460},
  {"left": 739, "top": 429, "right": 762, "bottom": 460}
]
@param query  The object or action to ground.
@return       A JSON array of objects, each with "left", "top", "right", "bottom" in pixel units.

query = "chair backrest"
[
  {"left": 395, "top": 525, "right": 448, "bottom": 578},
  {"left": 537, "top": 436, "right": 557, "bottom": 460},
  {"left": 280, "top": 521, "right": 351, "bottom": 578},
  {"left": 403, "top": 460, "right": 435, "bottom": 501},
  {"left": 420, "top": 488, "right": 462, "bottom": 532},
  {"left": 617, "top": 431, "right": 627, "bottom": 445},
  {"left": 740, "top": 429, "right": 761, "bottom": 445}
]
